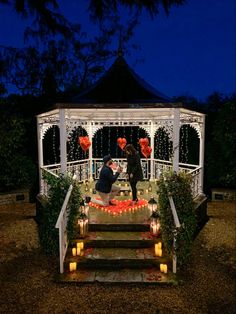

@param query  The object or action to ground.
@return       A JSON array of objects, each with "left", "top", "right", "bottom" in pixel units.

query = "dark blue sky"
[{"left": 0, "top": 0, "right": 235, "bottom": 101}]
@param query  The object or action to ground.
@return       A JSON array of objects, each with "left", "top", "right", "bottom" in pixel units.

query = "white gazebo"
[{"left": 37, "top": 56, "right": 205, "bottom": 199}]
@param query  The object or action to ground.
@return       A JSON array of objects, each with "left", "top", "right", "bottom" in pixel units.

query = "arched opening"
[
  {"left": 43, "top": 125, "right": 60, "bottom": 165},
  {"left": 67, "top": 126, "right": 88, "bottom": 161},
  {"left": 180, "top": 125, "right": 199, "bottom": 165},
  {"left": 93, "top": 126, "right": 149, "bottom": 158},
  {"left": 154, "top": 127, "right": 172, "bottom": 161}
]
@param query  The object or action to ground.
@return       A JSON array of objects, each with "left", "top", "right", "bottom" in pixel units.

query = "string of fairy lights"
[
  {"left": 46, "top": 125, "right": 192, "bottom": 164},
  {"left": 180, "top": 125, "right": 189, "bottom": 164}
]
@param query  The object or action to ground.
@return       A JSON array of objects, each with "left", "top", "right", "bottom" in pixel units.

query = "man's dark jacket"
[{"left": 95, "top": 165, "right": 120, "bottom": 193}]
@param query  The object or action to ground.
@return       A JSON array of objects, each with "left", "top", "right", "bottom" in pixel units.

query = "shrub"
[
  {"left": 38, "top": 172, "right": 83, "bottom": 255},
  {"left": 158, "top": 171, "right": 196, "bottom": 267}
]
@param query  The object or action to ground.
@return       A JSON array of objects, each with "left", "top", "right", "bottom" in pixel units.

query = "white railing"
[
  {"left": 189, "top": 166, "right": 202, "bottom": 198},
  {"left": 41, "top": 168, "right": 59, "bottom": 196},
  {"left": 92, "top": 158, "right": 149, "bottom": 180},
  {"left": 55, "top": 184, "right": 73, "bottom": 274},
  {"left": 41, "top": 159, "right": 201, "bottom": 198},
  {"left": 42, "top": 159, "right": 90, "bottom": 183},
  {"left": 153, "top": 159, "right": 201, "bottom": 198},
  {"left": 168, "top": 194, "right": 181, "bottom": 274}
]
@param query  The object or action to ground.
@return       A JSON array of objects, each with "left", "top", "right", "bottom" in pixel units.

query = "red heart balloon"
[
  {"left": 141, "top": 146, "right": 152, "bottom": 158},
  {"left": 139, "top": 138, "right": 149, "bottom": 147},
  {"left": 78, "top": 136, "right": 91, "bottom": 151},
  {"left": 117, "top": 137, "right": 127, "bottom": 150}
]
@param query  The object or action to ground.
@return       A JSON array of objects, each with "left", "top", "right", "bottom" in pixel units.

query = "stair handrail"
[
  {"left": 168, "top": 193, "right": 181, "bottom": 274},
  {"left": 163, "top": 179, "right": 181, "bottom": 274},
  {"left": 55, "top": 184, "right": 73, "bottom": 273}
]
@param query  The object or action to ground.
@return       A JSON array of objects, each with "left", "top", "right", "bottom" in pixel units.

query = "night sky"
[{"left": 0, "top": 0, "right": 235, "bottom": 101}]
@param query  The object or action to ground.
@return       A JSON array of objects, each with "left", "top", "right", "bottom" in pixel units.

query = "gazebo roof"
[{"left": 61, "top": 56, "right": 173, "bottom": 107}]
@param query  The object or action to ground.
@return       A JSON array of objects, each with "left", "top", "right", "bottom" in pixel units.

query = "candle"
[
  {"left": 77, "top": 247, "right": 81, "bottom": 255},
  {"left": 79, "top": 221, "right": 84, "bottom": 235},
  {"left": 120, "top": 191, "right": 124, "bottom": 196},
  {"left": 125, "top": 183, "right": 128, "bottom": 187},
  {"left": 151, "top": 224, "right": 158, "bottom": 235},
  {"left": 137, "top": 191, "right": 140, "bottom": 196},
  {"left": 72, "top": 247, "right": 77, "bottom": 256},
  {"left": 154, "top": 245, "right": 162, "bottom": 257},
  {"left": 77, "top": 242, "right": 84, "bottom": 250},
  {"left": 89, "top": 188, "right": 93, "bottom": 192},
  {"left": 69, "top": 262, "right": 74, "bottom": 272},
  {"left": 129, "top": 192, "right": 132, "bottom": 196},
  {"left": 69, "top": 262, "right": 77, "bottom": 272},
  {"left": 163, "top": 264, "right": 168, "bottom": 273},
  {"left": 155, "top": 245, "right": 159, "bottom": 256},
  {"left": 160, "top": 264, "right": 164, "bottom": 272},
  {"left": 145, "top": 189, "right": 149, "bottom": 193},
  {"left": 157, "top": 242, "right": 162, "bottom": 249}
]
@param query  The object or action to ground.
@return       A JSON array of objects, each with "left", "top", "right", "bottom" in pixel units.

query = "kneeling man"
[{"left": 94, "top": 155, "right": 122, "bottom": 206}]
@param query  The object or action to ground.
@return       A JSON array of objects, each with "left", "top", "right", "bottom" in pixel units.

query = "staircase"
[{"left": 58, "top": 201, "right": 176, "bottom": 284}]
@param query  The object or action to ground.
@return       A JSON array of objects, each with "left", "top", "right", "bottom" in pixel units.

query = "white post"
[
  {"left": 173, "top": 237, "right": 177, "bottom": 274},
  {"left": 89, "top": 122, "right": 93, "bottom": 181},
  {"left": 150, "top": 120, "right": 155, "bottom": 181},
  {"left": 59, "top": 109, "right": 67, "bottom": 175},
  {"left": 58, "top": 223, "right": 64, "bottom": 273},
  {"left": 199, "top": 114, "right": 206, "bottom": 195},
  {"left": 37, "top": 117, "right": 44, "bottom": 194},
  {"left": 173, "top": 108, "right": 180, "bottom": 173}
]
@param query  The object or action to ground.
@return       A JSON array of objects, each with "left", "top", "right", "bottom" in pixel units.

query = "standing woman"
[{"left": 124, "top": 144, "right": 143, "bottom": 203}]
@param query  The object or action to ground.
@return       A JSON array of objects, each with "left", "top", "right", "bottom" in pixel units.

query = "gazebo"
[
  {"left": 37, "top": 56, "right": 207, "bottom": 277},
  {"left": 37, "top": 56, "right": 205, "bottom": 199}
]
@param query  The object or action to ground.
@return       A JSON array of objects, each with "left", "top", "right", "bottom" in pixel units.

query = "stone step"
[
  {"left": 65, "top": 247, "right": 169, "bottom": 270},
  {"left": 71, "top": 231, "right": 161, "bottom": 248},
  {"left": 88, "top": 223, "right": 150, "bottom": 232},
  {"left": 57, "top": 268, "right": 176, "bottom": 284}
]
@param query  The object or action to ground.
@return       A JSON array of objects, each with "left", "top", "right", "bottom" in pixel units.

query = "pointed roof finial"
[{"left": 118, "top": 27, "right": 123, "bottom": 57}]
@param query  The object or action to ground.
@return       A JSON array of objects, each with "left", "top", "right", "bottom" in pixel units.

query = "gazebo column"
[
  {"left": 199, "top": 115, "right": 205, "bottom": 194},
  {"left": 59, "top": 109, "right": 67, "bottom": 175},
  {"left": 150, "top": 120, "right": 155, "bottom": 181},
  {"left": 88, "top": 122, "right": 93, "bottom": 181},
  {"left": 173, "top": 108, "right": 180, "bottom": 173},
  {"left": 37, "top": 117, "right": 44, "bottom": 194}
]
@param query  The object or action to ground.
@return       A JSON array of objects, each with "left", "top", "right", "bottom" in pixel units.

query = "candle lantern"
[
  {"left": 78, "top": 218, "right": 89, "bottom": 237},
  {"left": 150, "top": 216, "right": 160, "bottom": 236},
  {"left": 85, "top": 180, "right": 89, "bottom": 192},
  {"left": 80, "top": 200, "right": 89, "bottom": 216},
  {"left": 148, "top": 197, "right": 158, "bottom": 216}
]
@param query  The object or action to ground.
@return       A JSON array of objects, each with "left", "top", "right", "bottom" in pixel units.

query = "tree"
[
  {"left": 205, "top": 95, "right": 236, "bottom": 190},
  {"left": 0, "top": 0, "right": 74, "bottom": 38},
  {"left": 0, "top": 98, "right": 36, "bottom": 192},
  {"left": 89, "top": 0, "right": 186, "bottom": 20}
]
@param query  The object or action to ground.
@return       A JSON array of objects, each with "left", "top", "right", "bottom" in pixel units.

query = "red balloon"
[
  {"left": 141, "top": 146, "right": 152, "bottom": 158},
  {"left": 139, "top": 138, "right": 149, "bottom": 147},
  {"left": 78, "top": 136, "right": 91, "bottom": 151},
  {"left": 117, "top": 137, "right": 127, "bottom": 150}
]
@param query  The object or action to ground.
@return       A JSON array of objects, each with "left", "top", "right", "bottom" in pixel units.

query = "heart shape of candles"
[{"left": 89, "top": 199, "right": 148, "bottom": 215}]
